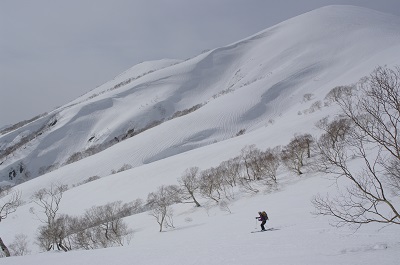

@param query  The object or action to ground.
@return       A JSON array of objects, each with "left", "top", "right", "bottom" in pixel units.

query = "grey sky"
[{"left": 1, "top": 0, "right": 400, "bottom": 127}]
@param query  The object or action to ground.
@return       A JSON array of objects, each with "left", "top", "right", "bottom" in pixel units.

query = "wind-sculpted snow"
[{"left": 1, "top": 5, "right": 400, "bottom": 186}]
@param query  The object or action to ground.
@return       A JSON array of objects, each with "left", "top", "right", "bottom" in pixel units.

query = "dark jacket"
[{"left": 257, "top": 213, "right": 268, "bottom": 222}]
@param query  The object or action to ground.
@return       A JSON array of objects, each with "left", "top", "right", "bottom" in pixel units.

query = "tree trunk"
[
  {"left": 58, "top": 243, "right": 68, "bottom": 252},
  {"left": 0, "top": 236, "right": 11, "bottom": 257},
  {"left": 189, "top": 192, "right": 201, "bottom": 207}
]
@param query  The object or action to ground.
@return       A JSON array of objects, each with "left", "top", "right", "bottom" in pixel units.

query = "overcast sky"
[{"left": 1, "top": 0, "right": 400, "bottom": 127}]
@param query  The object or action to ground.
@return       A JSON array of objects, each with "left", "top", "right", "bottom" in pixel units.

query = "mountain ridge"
[{"left": 1, "top": 5, "right": 400, "bottom": 186}]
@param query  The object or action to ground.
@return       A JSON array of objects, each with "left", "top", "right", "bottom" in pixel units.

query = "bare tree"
[
  {"left": 0, "top": 190, "right": 22, "bottom": 222},
  {"left": 199, "top": 168, "right": 223, "bottom": 203},
  {"left": 51, "top": 201, "right": 134, "bottom": 250},
  {"left": 324, "top": 85, "right": 355, "bottom": 106},
  {"left": 30, "top": 183, "right": 68, "bottom": 251},
  {"left": 79, "top": 201, "right": 133, "bottom": 248},
  {"left": 0, "top": 190, "right": 22, "bottom": 257},
  {"left": 147, "top": 185, "right": 181, "bottom": 232},
  {"left": 219, "top": 157, "right": 241, "bottom": 187},
  {"left": 212, "top": 163, "right": 236, "bottom": 200},
  {"left": 259, "top": 147, "right": 281, "bottom": 185},
  {"left": 238, "top": 176, "right": 259, "bottom": 194},
  {"left": 315, "top": 116, "right": 352, "bottom": 149},
  {"left": 215, "top": 147, "right": 260, "bottom": 194},
  {"left": 178, "top": 167, "right": 201, "bottom": 207},
  {"left": 313, "top": 66, "right": 400, "bottom": 228},
  {"left": 36, "top": 215, "right": 72, "bottom": 252},
  {"left": 241, "top": 145, "right": 265, "bottom": 181},
  {"left": 281, "top": 134, "right": 312, "bottom": 175},
  {"left": 9, "top": 234, "right": 30, "bottom": 256}
]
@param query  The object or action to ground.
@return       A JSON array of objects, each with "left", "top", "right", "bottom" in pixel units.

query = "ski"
[{"left": 251, "top": 228, "right": 279, "bottom": 233}]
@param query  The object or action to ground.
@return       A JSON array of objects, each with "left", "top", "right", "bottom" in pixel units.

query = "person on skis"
[{"left": 256, "top": 211, "right": 269, "bottom": 231}]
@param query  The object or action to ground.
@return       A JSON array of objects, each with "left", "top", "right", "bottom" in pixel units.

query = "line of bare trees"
[
  {"left": 145, "top": 140, "right": 316, "bottom": 231},
  {"left": 143, "top": 131, "right": 322, "bottom": 231},
  {"left": 0, "top": 131, "right": 337, "bottom": 255},
  {"left": 0, "top": 132, "right": 312, "bottom": 255},
  {"left": 27, "top": 183, "right": 142, "bottom": 253},
  {"left": 0, "top": 115, "right": 56, "bottom": 163}
]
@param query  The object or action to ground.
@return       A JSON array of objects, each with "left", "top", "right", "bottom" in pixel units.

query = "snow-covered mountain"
[
  {"left": 1, "top": 5, "right": 400, "bottom": 184},
  {"left": 0, "top": 5, "right": 399, "bottom": 265}
]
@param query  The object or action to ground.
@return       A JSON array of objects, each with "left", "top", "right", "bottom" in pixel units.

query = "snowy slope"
[
  {"left": 0, "top": 5, "right": 400, "bottom": 265},
  {"left": 1, "top": 5, "right": 400, "bottom": 183}
]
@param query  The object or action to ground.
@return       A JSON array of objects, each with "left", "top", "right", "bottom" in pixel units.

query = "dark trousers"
[{"left": 261, "top": 220, "right": 266, "bottom": 230}]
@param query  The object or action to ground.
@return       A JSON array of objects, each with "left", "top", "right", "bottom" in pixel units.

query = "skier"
[{"left": 256, "top": 211, "right": 269, "bottom": 231}]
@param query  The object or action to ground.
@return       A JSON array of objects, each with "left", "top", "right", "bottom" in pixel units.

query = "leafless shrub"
[
  {"left": 303, "top": 93, "right": 314, "bottom": 102},
  {"left": 309, "top": 100, "right": 322, "bottom": 112},
  {"left": 281, "top": 134, "right": 313, "bottom": 175},
  {"left": 241, "top": 145, "right": 280, "bottom": 184},
  {"left": 212, "top": 87, "right": 235, "bottom": 99},
  {"left": 73, "top": 201, "right": 133, "bottom": 248},
  {"left": 199, "top": 168, "right": 223, "bottom": 203},
  {"left": 261, "top": 147, "right": 281, "bottom": 185},
  {"left": 78, "top": 176, "right": 101, "bottom": 186},
  {"left": 8, "top": 234, "right": 30, "bottom": 256},
  {"left": 1, "top": 190, "right": 22, "bottom": 222},
  {"left": 324, "top": 85, "right": 355, "bottom": 106},
  {"left": 65, "top": 152, "right": 83, "bottom": 165},
  {"left": 238, "top": 177, "right": 259, "bottom": 194},
  {"left": 170, "top": 104, "right": 203, "bottom": 120},
  {"left": 218, "top": 157, "right": 241, "bottom": 188},
  {"left": 315, "top": 116, "right": 352, "bottom": 150},
  {"left": 147, "top": 185, "right": 181, "bottom": 232},
  {"left": 64, "top": 200, "right": 138, "bottom": 250},
  {"left": 236, "top": 129, "right": 246, "bottom": 136},
  {"left": 213, "top": 164, "right": 236, "bottom": 200},
  {"left": 36, "top": 214, "right": 71, "bottom": 252},
  {"left": 211, "top": 159, "right": 241, "bottom": 200},
  {"left": 117, "top": 164, "right": 132, "bottom": 173},
  {"left": 30, "top": 183, "right": 69, "bottom": 251},
  {"left": 241, "top": 145, "right": 264, "bottom": 181},
  {"left": 177, "top": 167, "right": 201, "bottom": 207},
  {"left": 313, "top": 66, "right": 400, "bottom": 228}
]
